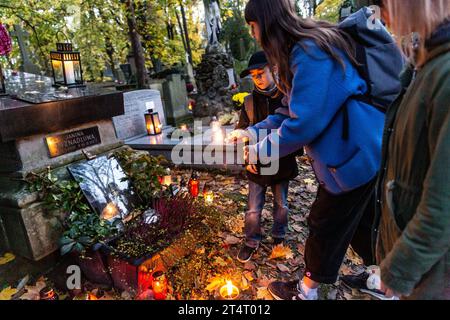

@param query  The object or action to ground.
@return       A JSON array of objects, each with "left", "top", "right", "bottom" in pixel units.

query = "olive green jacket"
[{"left": 375, "top": 42, "right": 450, "bottom": 299}]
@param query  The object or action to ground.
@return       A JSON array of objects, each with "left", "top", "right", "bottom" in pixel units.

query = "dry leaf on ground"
[
  {"left": 256, "top": 287, "right": 273, "bottom": 300},
  {"left": 276, "top": 263, "right": 291, "bottom": 273},
  {"left": 0, "top": 287, "right": 18, "bottom": 300},
  {"left": 224, "top": 235, "right": 241, "bottom": 245},
  {"left": 269, "top": 244, "right": 294, "bottom": 260}
]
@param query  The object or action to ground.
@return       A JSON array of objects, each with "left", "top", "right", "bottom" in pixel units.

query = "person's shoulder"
[{"left": 291, "top": 39, "right": 331, "bottom": 64}]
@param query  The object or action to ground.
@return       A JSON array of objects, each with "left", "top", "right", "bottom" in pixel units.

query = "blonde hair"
[{"left": 385, "top": 0, "right": 450, "bottom": 66}]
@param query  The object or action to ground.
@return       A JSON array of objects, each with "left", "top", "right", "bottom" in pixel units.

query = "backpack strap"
[{"left": 244, "top": 95, "right": 255, "bottom": 126}]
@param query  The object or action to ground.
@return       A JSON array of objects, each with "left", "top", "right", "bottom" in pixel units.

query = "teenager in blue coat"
[{"left": 240, "top": 0, "right": 385, "bottom": 300}]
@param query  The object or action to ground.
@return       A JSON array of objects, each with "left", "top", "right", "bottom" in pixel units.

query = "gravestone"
[
  {"left": 0, "top": 71, "right": 125, "bottom": 261},
  {"left": 112, "top": 89, "right": 165, "bottom": 141},
  {"left": 162, "top": 74, "right": 191, "bottom": 125},
  {"left": 10, "top": 25, "right": 40, "bottom": 75}
]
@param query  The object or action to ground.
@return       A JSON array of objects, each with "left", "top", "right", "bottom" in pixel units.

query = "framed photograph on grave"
[{"left": 68, "top": 156, "right": 139, "bottom": 223}]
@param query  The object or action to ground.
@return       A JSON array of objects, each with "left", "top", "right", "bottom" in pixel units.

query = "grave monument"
[{"left": 0, "top": 71, "right": 125, "bottom": 260}]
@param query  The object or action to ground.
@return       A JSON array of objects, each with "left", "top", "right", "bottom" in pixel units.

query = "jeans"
[{"left": 245, "top": 180, "right": 289, "bottom": 248}]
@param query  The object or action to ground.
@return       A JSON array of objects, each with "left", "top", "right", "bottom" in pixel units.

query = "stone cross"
[{"left": 10, "top": 25, "right": 40, "bottom": 74}]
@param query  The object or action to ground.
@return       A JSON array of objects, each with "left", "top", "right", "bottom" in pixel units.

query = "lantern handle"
[{"left": 55, "top": 29, "right": 71, "bottom": 44}]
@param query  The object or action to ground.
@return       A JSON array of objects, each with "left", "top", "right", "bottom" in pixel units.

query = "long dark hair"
[{"left": 245, "top": 0, "right": 358, "bottom": 95}]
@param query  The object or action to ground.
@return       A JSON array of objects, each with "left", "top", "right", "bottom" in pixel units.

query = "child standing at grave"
[{"left": 228, "top": 51, "right": 301, "bottom": 263}]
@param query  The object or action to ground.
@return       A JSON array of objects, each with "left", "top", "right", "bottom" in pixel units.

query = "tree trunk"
[
  {"left": 122, "top": 0, "right": 148, "bottom": 88},
  {"left": 179, "top": 1, "right": 193, "bottom": 65},
  {"left": 175, "top": 9, "right": 188, "bottom": 54},
  {"left": 98, "top": 8, "right": 120, "bottom": 81}
]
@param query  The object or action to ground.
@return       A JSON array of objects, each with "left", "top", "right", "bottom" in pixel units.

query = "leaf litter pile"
[{"left": 0, "top": 157, "right": 374, "bottom": 300}]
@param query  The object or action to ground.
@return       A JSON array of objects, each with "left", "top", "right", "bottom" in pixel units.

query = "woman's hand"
[
  {"left": 246, "top": 164, "right": 258, "bottom": 174},
  {"left": 225, "top": 129, "right": 248, "bottom": 144},
  {"left": 243, "top": 146, "right": 258, "bottom": 174}
]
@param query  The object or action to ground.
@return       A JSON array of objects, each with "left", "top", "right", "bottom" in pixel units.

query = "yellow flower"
[{"left": 232, "top": 92, "right": 250, "bottom": 107}]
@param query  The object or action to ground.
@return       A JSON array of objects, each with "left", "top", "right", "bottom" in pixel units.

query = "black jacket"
[{"left": 236, "top": 89, "right": 300, "bottom": 186}]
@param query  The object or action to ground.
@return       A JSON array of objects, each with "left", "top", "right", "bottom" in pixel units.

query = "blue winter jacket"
[{"left": 250, "top": 40, "right": 385, "bottom": 195}]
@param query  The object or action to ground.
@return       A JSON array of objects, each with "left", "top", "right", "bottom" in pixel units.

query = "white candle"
[{"left": 64, "top": 61, "right": 76, "bottom": 84}]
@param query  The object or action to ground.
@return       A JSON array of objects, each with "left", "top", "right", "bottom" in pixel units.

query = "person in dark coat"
[{"left": 229, "top": 51, "right": 300, "bottom": 263}]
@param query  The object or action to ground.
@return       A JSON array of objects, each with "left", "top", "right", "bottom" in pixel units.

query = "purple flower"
[{"left": 0, "top": 24, "right": 12, "bottom": 56}]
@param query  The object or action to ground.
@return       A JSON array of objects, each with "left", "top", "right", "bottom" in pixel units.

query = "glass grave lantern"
[
  {"left": 145, "top": 109, "right": 162, "bottom": 135},
  {"left": 50, "top": 43, "right": 84, "bottom": 87}
]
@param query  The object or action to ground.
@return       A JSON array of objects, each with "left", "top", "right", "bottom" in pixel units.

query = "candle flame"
[{"left": 226, "top": 281, "right": 233, "bottom": 297}]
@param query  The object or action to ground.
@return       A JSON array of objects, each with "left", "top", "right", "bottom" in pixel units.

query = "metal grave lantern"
[
  {"left": 50, "top": 43, "right": 84, "bottom": 87},
  {"left": 145, "top": 109, "right": 162, "bottom": 135}
]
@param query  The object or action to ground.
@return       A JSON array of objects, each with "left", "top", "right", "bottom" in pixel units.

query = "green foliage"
[
  {"left": 0, "top": 0, "right": 206, "bottom": 81},
  {"left": 26, "top": 167, "right": 117, "bottom": 256},
  {"left": 220, "top": 2, "right": 256, "bottom": 61},
  {"left": 28, "top": 167, "right": 89, "bottom": 215},
  {"left": 114, "top": 149, "right": 168, "bottom": 207},
  {"left": 315, "top": 0, "right": 346, "bottom": 23}
]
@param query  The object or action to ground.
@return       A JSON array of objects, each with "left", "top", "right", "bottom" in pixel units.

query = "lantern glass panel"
[
  {"left": 52, "top": 60, "right": 64, "bottom": 83},
  {"left": 64, "top": 60, "right": 76, "bottom": 85},
  {"left": 145, "top": 113, "right": 156, "bottom": 135},
  {"left": 153, "top": 113, "right": 162, "bottom": 134},
  {"left": 73, "top": 60, "right": 82, "bottom": 82}
]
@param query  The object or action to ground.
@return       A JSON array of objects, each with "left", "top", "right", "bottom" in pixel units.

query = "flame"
[
  {"left": 102, "top": 202, "right": 119, "bottom": 220},
  {"left": 226, "top": 281, "right": 233, "bottom": 297}
]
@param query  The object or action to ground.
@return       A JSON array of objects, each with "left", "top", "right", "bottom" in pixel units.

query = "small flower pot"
[{"left": 100, "top": 238, "right": 157, "bottom": 293}]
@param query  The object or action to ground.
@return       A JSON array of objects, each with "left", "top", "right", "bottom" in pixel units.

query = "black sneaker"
[
  {"left": 340, "top": 272, "right": 394, "bottom": 300},
  {"left": 237, "top": 244, "right": 257, "bottom": 263},
  {"left": 272, "top": 238, "right": 284, "bottom": 246},
  {"left": 267, "top": 280, "right": 296, "bottom": 300}
]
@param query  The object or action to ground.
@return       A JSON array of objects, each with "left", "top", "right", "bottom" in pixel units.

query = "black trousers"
[{"left": 304, "top": 178, "right": 376, "bottom": 284}]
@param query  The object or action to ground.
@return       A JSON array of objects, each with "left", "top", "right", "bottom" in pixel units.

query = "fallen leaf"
[
  {"left": 288, "top": 257, "right": 303, "bottom": 267},
  {"left": 256, "top": 276, "right": 272, "bottom": 288},
  {"left": 224, "top": 235, "right": 241, "bottom": 245},
  {"left": 296, "top": 243, "right": 305, "bottom": 255},
  {"left": 292, "top": 224, "right": 303, "bottom": 233},
  {"left": 0, "top": 253, "right": 15, "bottom": 265},
  {"left": 276, "top": 263, "right": 291, "bottom": 273},
  {"left": 243, "top": 271, "right": 254, "bottom": 282},
  {"left": 0, "top": 287, "right": 18, "bottom": 300},
  {"left": 290, "top": 215, "right": 305, "bottom": 223},
  {"left": 244, "top": 261, "right": 256, "bottom": 271},
  {"left": 213, "top": 257, "right": 228, "bottom": 267},
  {"left": 98, "top": 291, "right": 117, "bottom": 300},
  {"left": 327, "top": 289, "right": 338, "bottom": 300},
  {"left": 20, "top": 278, "right": 47, "bottom": 300},
  {"left": 269, "top": 244, "right": 294, "bottom": 260},
  {"left": 241, "top": 276, "right": 249, "bottom": 290},
  {"left": 205, "top": 277, "right": 225, "bottom": 292},
  {"left": 256, "top": 287, "right": 273, "bottom": 300}
]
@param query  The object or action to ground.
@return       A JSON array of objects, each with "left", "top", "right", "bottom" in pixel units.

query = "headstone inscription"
[
  {"left": 112, "top": 89, "right": 165, "bottom": 141},
  {"left": 46, "top": 126, "right": 102, "bottom": 158}
]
